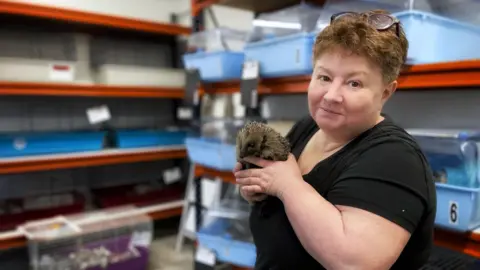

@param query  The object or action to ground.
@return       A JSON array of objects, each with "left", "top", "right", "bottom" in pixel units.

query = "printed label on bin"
[
  {"left": 49, "top": 63, "right": 75, "bottom": 81},
  {"left": 130, "top": 231, "right": 152, "bottom": 248},
  {"left": 195, "top": 246, "right": 216, "bottom": 266},
  {"left": 449, "top": 201, "right": 459, "bottom": 225}
]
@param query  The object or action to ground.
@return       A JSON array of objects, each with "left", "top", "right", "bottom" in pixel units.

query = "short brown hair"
[{"left": 313, "top": 9, "right": 408, "bottom": 83}]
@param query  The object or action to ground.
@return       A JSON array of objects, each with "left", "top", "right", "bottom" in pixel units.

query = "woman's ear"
[{"left": 381, "top": 80, "right": 398, "bottom": 104}]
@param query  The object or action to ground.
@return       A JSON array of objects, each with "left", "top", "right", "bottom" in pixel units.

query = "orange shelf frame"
[
  {"left": 202, "top": 60, "right": 480, "bottom": 95},
  {"left": 0, "top": 82, "right": 185, "bottom": 99},
  {"left": 0, "top": 147, "right": 186, "bottom": 175},
  {"left": 195, "top": 165, "right": 236, "bottom": 183},
  {"left": 0, "top": 0, "right": 191, "bottom": 36}
]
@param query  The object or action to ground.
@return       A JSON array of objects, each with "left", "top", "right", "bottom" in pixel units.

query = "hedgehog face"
[{"left": 239, "top": 132, "right": 265, "bottom": 159}]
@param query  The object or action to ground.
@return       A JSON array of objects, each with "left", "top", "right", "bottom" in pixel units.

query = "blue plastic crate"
[
  {"left": 197, "top": 218, "right": 256, "bottom": 268},
  {"left": 116, "top": 130, "right": 187, "bottom": 149},
  {"left": 244, "top": 32, "right": 316, "bottom": 78},
  {"left": 182, "top": 51, "right": 245, "bottom": 82},
  {"left": 393, "top": 10, "right": 480, "bottom": 64},
  {"left": 0, "top": 131, "right": 106, "bottom": 158},
  {"left": 185, "top": 137, "right": 236, "bottom": 171},
  {"left": 435, "top": 183, "right": 480, "bottom": 232},
  {"left": 409, "top": 129, "right": 480, "bottom": 231}
]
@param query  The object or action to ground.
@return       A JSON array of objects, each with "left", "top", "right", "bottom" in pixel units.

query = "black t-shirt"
[{"left": 249, "top": 115, "right": 437, "bottom": 270}]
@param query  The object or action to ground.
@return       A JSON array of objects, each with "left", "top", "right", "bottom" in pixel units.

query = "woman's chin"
[
  {"left": 315, "top": 117, "right": 343, "bottom": 131},
  {"left": 314, "top": 111, "right": 343, "bottom": 129}
]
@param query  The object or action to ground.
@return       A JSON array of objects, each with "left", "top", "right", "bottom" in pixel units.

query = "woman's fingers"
[
  {"left": 242, "top": 185, "right": 263, "bottom": 194},
  {"left": 233, "top": 162, "right": 243, "bottom": 173},
  {"left": 241, "top": 185, "right": 267, "bottom": 202},
  {"left": 251, "top": 193, "right": 267, "bottom": 202}
]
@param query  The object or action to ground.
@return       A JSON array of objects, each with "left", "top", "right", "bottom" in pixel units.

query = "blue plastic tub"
[
  {"left": 185, "top": 137, "right": 236, "bottom": 171},
  {"left": 197, "top": 218, "right": 256, "bottom": 268},
  {"left": 435, "top": 183, "right": 480, "bottom": 232},
  {"left": 393, "top": 10, "right": 480, "bottom": 64},
  {"left": 244, "top": 32, "right": 316, "bottom": 78},
  {"left": 116, "top": 130, "right": 187, "bottom": 149},
  {"left": 0, "top": 131, "right": 106, "bottom": 158},
  {"left": 182, "top": 51, "right": 245, "bottom": 82},
  {"left": 409, "top": 129, "right": 480, "bottom": 231}
]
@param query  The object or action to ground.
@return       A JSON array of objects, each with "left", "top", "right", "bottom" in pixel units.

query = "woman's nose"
[{"left": 323, "top": 84, "right": 343, "bottom": 103}]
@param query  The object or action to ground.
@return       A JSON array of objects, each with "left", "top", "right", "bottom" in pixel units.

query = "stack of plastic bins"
[
  {"left": 0, "top": 29, "right": 92, "bottom": 84},
  {"left": 197, "top": 184, "right": 256, "bottom": 268},
  {"left": 0, "top": 131, "right": 106, "bottom": 159},
  {"left": 393, "top": 10, "right": 480, "bottom": 64},
  {"left": 182, "top": 27, "right": 248, "bottom": 82},
  {"left": 315, "top": 0, "right": 480, "bottom": 64},
  {"left": 408, "top": 129, "right": 480, "bottom": 232},
  {"left": 243, "top": 3, "right": 324, "bottom": 78}
]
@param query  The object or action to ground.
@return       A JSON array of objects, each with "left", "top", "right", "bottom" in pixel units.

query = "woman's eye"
[
  {"left": 348, "top": 81, "right": 362, "bottom": 88},
  {"left": 317, "top": 75, "right": 331, "bottom": 82}
]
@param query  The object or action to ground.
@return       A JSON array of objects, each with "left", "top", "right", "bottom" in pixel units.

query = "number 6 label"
[{"left": 449, "top": 201, "right": 459, "bottom": 225}]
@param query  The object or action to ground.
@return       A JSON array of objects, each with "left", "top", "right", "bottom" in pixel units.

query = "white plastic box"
[
  {"left": 95, "top": 65, "right": 185, "bottom": 88},
  {"left": 0, "top": 32, "right": 93, "bottom": 84},
  {"left": 0, "top": 57, "right": 91, "bottom": 84}
]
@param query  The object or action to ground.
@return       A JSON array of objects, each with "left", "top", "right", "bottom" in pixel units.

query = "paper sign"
[
  {"left": 163, "top": 167, "right": 182, "bottom": 184},
  {"left": 86, "top": 105, "right": 111, "bottom": 124},
  {"left": 177, "top": 107, "right": 193, "bottom": 120}
]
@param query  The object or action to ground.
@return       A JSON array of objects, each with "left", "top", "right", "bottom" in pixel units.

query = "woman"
[{"left": 234, "top": 9, "right": 436, "bottom": 270}]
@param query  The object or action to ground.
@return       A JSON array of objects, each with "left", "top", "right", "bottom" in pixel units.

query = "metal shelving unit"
[{"left": 0, "top": 0, "right": 192, "bottom": 253}]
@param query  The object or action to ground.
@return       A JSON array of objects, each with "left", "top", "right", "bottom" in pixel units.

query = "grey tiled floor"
[{"left": 149, "top": 234, "right": 194, "bottom": 270}]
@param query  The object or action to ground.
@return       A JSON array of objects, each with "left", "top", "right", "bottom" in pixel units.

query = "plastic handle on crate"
[{"left": 13, "top": 138, "right": 27, "bottom": 150}]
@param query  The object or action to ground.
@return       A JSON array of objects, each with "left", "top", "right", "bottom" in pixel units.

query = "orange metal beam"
[
  {"left": 0, "top": 0, "right": 191, "bottom": 36},
  {"left": 0, "top": 82, "right": 185, "bottom": 99},
  {"left": 192, "top": 0, "right": 220, "bottom": 16},
  {"left": 202, "top": 60, "right": 480, "bottom": 95},
  {"left": 0, "top": 149, "right": 187, "bottom": 175},
  {"left": 195, "top": 165, "right": 236, "bottom": 183}
]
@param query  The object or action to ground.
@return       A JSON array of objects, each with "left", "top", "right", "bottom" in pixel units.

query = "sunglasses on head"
[{"left": 330, "top": 11, "right": 400, "bottom": 37}]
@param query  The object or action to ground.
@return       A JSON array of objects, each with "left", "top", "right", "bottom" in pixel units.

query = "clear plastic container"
[
  {"left": 197, "top": 183, "right": 255, "bottom": 267},
  {"left": 408, "top": 129, "right": 480, "bottom": 232},
  {"left": 248, "top": 3, "right": 324, "bottom": 42},
  {"left": 407, "top": 129, "right": 480, "bottom": 188},
  {"left": 21, "top": 206, "right": 153, "bottom": 270},
  {"left": 187, "top": 27, "right": 248, "bottom": 53},
  {"left": 315, "top": 0, "right": 434, "bottom": 31}
]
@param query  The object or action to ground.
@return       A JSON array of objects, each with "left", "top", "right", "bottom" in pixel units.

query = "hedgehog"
[{"left": 236, "top": 121, "right": 291, "bottom": 169}]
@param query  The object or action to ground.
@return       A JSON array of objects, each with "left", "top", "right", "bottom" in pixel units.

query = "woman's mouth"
[{"left": 321, "top": 107, "right": 341, "bottom": 115}]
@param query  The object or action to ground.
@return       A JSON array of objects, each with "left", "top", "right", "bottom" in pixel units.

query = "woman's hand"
[
  {"left": 233, "top": 162, "right": 267, "bottom": 204},
  {"left": 234, "top": 154, "right": 303, "bottom": 200}
]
